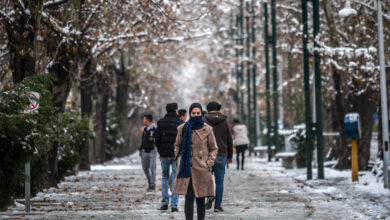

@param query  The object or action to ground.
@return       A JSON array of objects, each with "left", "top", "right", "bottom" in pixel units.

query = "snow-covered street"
[{"left": 2, "top": 154, "right": 390, "bottom": 219}]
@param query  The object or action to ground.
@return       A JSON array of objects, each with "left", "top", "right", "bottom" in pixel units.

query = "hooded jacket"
[{"left": 204, "top": 112, "right": 233, "bottom": 159}]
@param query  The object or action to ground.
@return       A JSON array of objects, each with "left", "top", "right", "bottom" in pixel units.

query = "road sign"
[{"left": 23, "top": 92, "right": 40, "bottom": 114}]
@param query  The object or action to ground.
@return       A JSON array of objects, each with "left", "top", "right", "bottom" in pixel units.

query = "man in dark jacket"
[
  {"left": 139, "top": 114, "right": 157, "bottom": 191},
  {"left": 204, "top": 101, "right": 233, "bottom": 213},
  {"left": 155, "top": 103, "right": 184, "bottom": 212}
]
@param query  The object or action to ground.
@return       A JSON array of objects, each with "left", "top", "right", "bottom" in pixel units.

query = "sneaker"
[
  {"left": 147, "top": 186, "right": 155, "bottom": 192},
  {"left": 214, "top": 205, "right": 224, "bottom": 213},
  {"left": 172, "top": 208, "right": 179, "bottom": 212},
  {"left": 205, "top": 197, "right": 215, "bottom": 210},
  {"left": 160, "top": 205, "right": 168, "bottom": 211}
]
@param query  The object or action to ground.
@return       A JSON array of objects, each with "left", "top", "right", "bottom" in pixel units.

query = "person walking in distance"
[
  {"left": 204, "top": 101, "right": 233, "bottom": 213},
  {"left": 178, "top": 108, "right": 187, "bottom": 122},
  {"left": 173, "top": 103, "right": 218, "bottom": 220},
  {"left": 139, "top": 114, "right": 157, "bottom": 191},
  {"left": 232, "top": 118, "right": 250, "bottom": 170},
  {"left": 155, "top": 103, "right": 184, "bottom": 212}
]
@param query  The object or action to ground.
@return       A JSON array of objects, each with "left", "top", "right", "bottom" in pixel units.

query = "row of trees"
[
  {"left": 0, "top": 0, "right": 235, "bottom": 210},
  {"left": 0, "top": 0, "right": 389, "bottom": 210},
  {"left": 200, "top": 0, "right": 390, "bottom": 171}
]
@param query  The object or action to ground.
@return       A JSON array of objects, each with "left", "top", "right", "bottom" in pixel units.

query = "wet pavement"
[{"left": 1, "top": 154, "right": 375, "bottom": 219}]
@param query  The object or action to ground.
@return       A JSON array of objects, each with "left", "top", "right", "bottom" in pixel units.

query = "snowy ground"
[{"left": 1, "top": 154, "right": 390, "bottom": 219}]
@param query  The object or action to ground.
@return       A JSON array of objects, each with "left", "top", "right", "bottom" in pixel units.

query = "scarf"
[{"left": 178, "top": 116, "right": 204, "bottom": 178}]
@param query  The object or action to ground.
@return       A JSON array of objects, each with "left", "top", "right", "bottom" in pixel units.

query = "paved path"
[{"left": 1, "top": 155, "right": 374, "bottom": 219}]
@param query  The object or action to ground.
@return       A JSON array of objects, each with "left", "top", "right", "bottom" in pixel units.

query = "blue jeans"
[
  {"left": 161, "top": 157, "right": 179, "bottom": 208},
  {"left": 212, "top": 155, "right": 227, "bottom": 206}
]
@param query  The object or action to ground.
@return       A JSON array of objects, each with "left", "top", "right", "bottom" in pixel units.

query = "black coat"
[{"left": 155, "top": 112, "right": 184, "bottom": 157}]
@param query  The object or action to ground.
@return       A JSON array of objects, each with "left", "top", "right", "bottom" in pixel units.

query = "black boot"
[
  {"left": 172, "top": 208, "right": 179, "bottom": 212},
  {"left": 205, "top": 197, "right": 215, "bottom": 210},
  {"left": 160, "top": 204, "right": 168, "bottom": 210},
  {"left": 214, "top": 205, "right": 224, "bottom": 213}
]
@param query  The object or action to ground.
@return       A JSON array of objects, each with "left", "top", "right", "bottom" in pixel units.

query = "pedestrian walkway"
[{"left": 0, "top": 154, "right": 380, "bottom": 219}]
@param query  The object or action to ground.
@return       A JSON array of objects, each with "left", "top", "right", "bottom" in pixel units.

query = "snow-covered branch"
[
  {"left": 16, "top": 0, "right": 28, "bottom": 17},
  {"left": 0, "top": 9, "right": 14, "bottom": 24},
  {"left": 41, "top": 11, "right": 81, "bottom": 37},
  {"left": 43, "top": 0, "right": 68, "bottom": 9}
]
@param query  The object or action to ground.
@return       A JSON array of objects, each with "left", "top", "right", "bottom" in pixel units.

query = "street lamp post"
[
  {"left": 341, "top": 0, "right": 389, "bottom": 188},
  {"left": 264, "top": 3, "right": 272, "bottom": 162},
  {"left": 301, "top": 0, "right": 313, "bottom": 180},
  {"left": 251, "top": 0, "right": 258, "bottom": 147},
  {"left": 375, "top": 0, "right": 390, "bottom": 189},
  {"left": 240, "top": 0, "right": 245, "bottom": 123},
  {"left": 313, "top": 0, "right": 325, "bottom": 180},
  {"left": 246, "top": 2, "right": 252, "bottom": 152},
  {"left": 271, "top": 0, "right": 280, "bottom": 157}
]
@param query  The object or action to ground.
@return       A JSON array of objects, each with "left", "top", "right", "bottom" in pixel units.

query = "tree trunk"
[
  {"left": 355, "top": 90, "right": 378, "bottom": 170},
  {"left": 93, "top": 72, "right": 110, "bottom": 163},
  {"left": 47, "top": 41, "right": 77, "bottom": 185},
  {"left": 80, "top": 58, "right": 95, "bottom": 169},
  {"left": 114, "top": 52, "right": 131, "bottom": 156},
  {"left": 5, "top": 0, "right": 44, "bottom": 84},
  {"left": 331, "top": 69, "right": 349, "bottom": 169}
]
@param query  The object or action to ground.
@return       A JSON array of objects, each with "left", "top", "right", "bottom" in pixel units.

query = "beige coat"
[{"left": 173, "top": 123, "right": 218, "bottom": 198}]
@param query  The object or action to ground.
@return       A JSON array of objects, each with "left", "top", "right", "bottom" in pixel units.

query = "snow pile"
[
  {"left": 90, "top": 164, "right": 141, "bottom": 171},
  {"left": 339, "top": 7, "right": 357, "bottom": 17}
]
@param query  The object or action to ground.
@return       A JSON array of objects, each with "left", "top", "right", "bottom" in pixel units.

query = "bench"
[
  {"left": 275, "top": 152, "right": 297, "bottom": 169},
  {"left": 253, "top": 146, "right": 275, "bottom": 158}
]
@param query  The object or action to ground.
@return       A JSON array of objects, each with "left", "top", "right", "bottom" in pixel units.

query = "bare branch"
[
  {"left": 129, "top": 31, "right": 213, "bottom": 45},
  {"left": 43, "top": 0, "right": 68, "bottom": 9},
  {"left": 148, "top": 0, "right": 209, "bottom": 23},
  {"left": 16, "top": 0, "right": 29, "bottom": 17},
  {"left": 41, "top": 11, "right": 81, "bottom": 37},
  {"left": 0, "top": 9, "right": 14, "bottom": 24},
  {"left": 336, "top": 27, "right": 353, "bottom": 44}
]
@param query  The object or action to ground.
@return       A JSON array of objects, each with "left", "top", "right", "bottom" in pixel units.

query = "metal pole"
[
  {"left": 279, "top": 69, "right": 284, "bottom": 129},
  {"left": 377, "top": 0, "right": 390, "bottom": 188},
  {"left": 301, "top": 0, "right": 313, "bottom": 180},
  {"left": 351, "top": 138, "right": 359, "bottom": 181},
  {"left": 251, "top": 0, "right": 258, "bottom": 147},
  {"left": 240, "top": 0, "right": 245, "bottom": 123},
  {"left": 271, "top": 0, "right": 280, "bottom": 156},
  {"left": 313, "top": 0, "right": 324, "bottom": 179},
  {"left": 25, "top": 161, "right": 30, "bottom": 212},
  {"left": 264, "top": 3, "right": 272, "bottom": 162},
  {"left": 246, "top": 2, "right": 252, "bottom": 152},
  {"left": 235, "top": 15, "right": 240, "bottom": 116}
]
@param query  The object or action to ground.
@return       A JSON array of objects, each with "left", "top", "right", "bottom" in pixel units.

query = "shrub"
[
  {"left": 290, "top": 125, "right": 310, "bottom": 168},
  {"left": 0, "top": 74, "right": 56, "bottom": 210},
  {"left": 58, "top": 110, "right": 95, "bottom": 179},
  {"left": 105, "top": 111, "right": 125, "bottom": 160}
]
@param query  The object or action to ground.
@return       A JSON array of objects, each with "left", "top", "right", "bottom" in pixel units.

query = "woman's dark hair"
[
  {"left": 233, "top": 118, "right": 240, "bottom": 124},
  {"left": 178, "top": 109, "right": 187, "bottom": 117},
  {"left": 143, "top": 114, "right": 153, "bottom": 122},
  {"left": 189, "top": 103, "right": 203, "bottom": 114}
]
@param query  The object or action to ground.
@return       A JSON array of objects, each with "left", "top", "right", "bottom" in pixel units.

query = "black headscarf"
[{"left": 189, "top": 103, "right": 203, "bottom": 114}]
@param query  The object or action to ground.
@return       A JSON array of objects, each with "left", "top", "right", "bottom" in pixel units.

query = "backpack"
[{"left": 142, "top": 126, "right": 156, "bottom": 152}]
